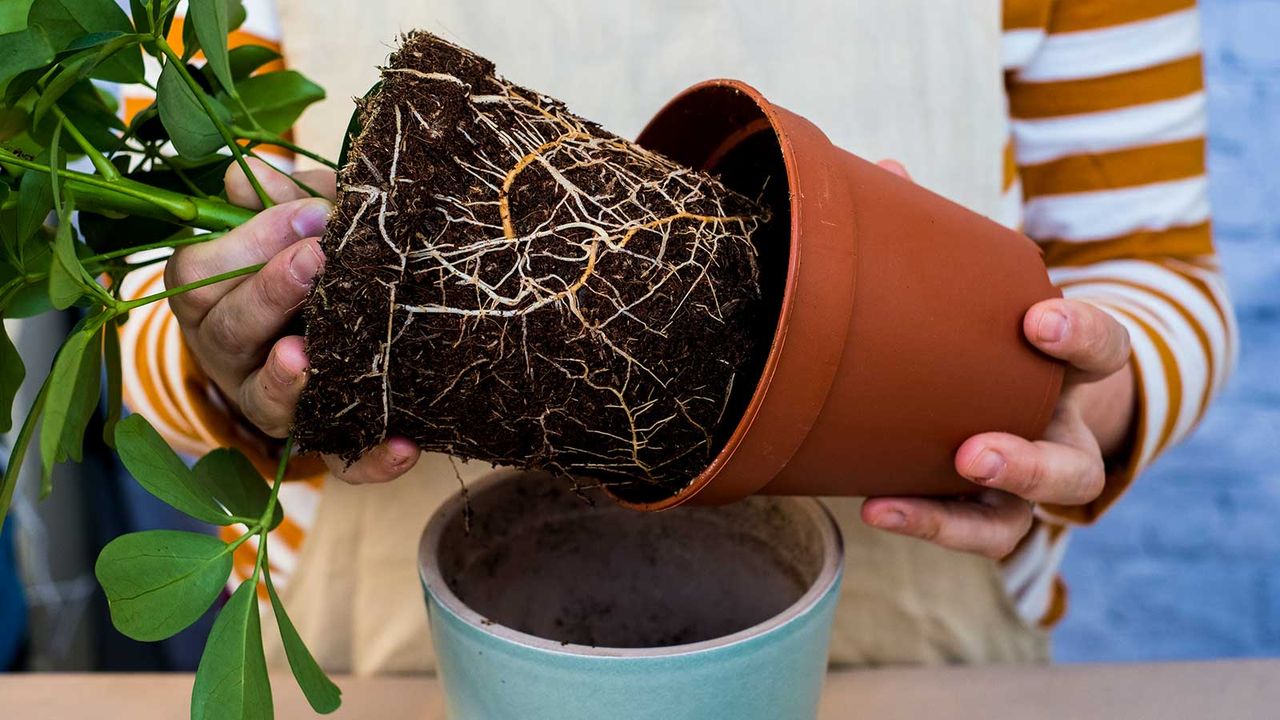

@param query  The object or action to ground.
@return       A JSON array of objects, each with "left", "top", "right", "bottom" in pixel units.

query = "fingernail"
[
  {"left": 873, "top": 510, "right": 907, "bottom": 530},
  {"left": 1037, "top": 310, "right": 1068, "bottom": 344},
  {"left": 383, "top": 438, "right": 414, "bottom": 467},
  {"left": 291, "top": 201, "right": 331, "bottom": 238},
  {"left": 289, "top": 241, "right": 324, "bottom": 284},
  {"left": 969, "top": 450, "right": 1006, "bottom": 482},
  {"left": 273, "top": 341, "right": 307, "bottom": 383}
]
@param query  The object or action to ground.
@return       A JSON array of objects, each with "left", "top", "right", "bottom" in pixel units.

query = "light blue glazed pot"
[{"left": 418, "top": 469, "right": 844, "bottom": 720}]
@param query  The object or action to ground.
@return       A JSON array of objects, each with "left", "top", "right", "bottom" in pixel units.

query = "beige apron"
[{"left": 266, "top": 0, "right": 1048, "bottom": 674}]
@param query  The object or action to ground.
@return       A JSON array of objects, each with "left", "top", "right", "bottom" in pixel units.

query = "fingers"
[
  {"left": 226, "top": 158, "right": 311, "bottom": 208},
  {"left": 238, "top": 336, "right": 308, "bottom": 437},
  {"left": 295, "top": 169, "right": 338, "bottom": 201},
  {"left": 862, "top": 491, "right": 1033, "bottom": 560},
  {"left": 876, "top": 158, "right": 912, "bottom": 180},
  {"left": 198, "top": 238, "right": 324, "bottom": 372},
  {"left": 954, "top": 428, "right": 1105, "bottom": 506},
  {"left": 1025, "top": 298, "right": 1131, "bottom": 381},
  {"left": 322, "top": 437, "right": 421, "bottom": 484},
  {"left": 166, "top": 199, "right": 330, "bottom": 325},
  {"left": 227, "top": 159, "right": 339, "bottom": 207}
]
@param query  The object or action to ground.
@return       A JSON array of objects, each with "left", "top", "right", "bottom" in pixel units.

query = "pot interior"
[
  {"left": 610, "top": 89, "right": 792, "bottom": 506},
  {"left": 428, "top": 471, "right": 832, "bottom": 649}
]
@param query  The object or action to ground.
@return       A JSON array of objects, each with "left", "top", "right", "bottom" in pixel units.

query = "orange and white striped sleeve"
[
  {"left": 997, "top": 0, "right": 1237, "bottom": 628},
  {"left": 116, "top": 0, "right": 325, "bottom": 596},
  {"left": 1004, "top": 0, "right": 1237, "bottom": 524}
]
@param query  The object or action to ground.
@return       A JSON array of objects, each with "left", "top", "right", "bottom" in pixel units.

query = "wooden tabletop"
[{"left": 3, "top": 660, "right": 1278, "bottom": 719}]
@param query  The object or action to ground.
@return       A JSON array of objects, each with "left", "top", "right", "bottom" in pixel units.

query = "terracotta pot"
[
  {"left": 419, "top": 469, "right": 843, "bottom": 720},
  {"left": 611, "top": 80, "right": 1063, "bottom": 509}
]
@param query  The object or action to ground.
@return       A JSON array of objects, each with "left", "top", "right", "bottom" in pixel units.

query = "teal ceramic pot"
[{"left": 418, "top": 469, "right": 844, "bottom": 720}]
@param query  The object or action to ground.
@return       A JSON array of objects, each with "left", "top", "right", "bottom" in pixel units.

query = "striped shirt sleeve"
[{"left": 1005, "top": 0, "right": 1237, "bottom": 526}]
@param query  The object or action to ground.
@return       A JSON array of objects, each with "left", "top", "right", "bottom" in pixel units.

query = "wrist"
[{"left": 1079, "top": 361, "right": 1138, "bottom": 460}]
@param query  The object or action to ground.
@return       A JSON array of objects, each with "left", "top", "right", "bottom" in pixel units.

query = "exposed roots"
[{"left": 295, "top": 32, "right": 766, "bottom": 496}]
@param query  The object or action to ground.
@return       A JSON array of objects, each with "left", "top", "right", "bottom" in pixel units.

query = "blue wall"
[{"left": 1054, "top": 0, "right": 1280, "bottom": 661}]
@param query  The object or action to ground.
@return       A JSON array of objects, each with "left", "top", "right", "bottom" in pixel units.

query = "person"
[{"left": 117, "top": 0, "right": 1235, "bottom": 671}]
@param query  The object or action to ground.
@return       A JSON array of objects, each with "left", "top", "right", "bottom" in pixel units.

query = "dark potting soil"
[
  {"left": 293, "top": 32, "right": 768, "bottom": 495},
  {"left": 448, "top": 502, "right": 809, "bottom": 648}
]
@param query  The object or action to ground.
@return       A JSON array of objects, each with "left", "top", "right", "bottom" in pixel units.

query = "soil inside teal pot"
[{"left": 435, "top": 477, "right": 824, "bottom": 648}]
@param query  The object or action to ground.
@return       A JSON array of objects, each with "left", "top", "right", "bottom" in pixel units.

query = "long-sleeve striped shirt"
[{"left": 116, "top": 0, "right": 1236, "bottom": 625}]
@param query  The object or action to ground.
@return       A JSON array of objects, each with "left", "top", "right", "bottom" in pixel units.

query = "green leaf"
[
  {"left": 189, "top": 0, "right": 233, "bottom": 95},
  {"left": 0, "top": 232, "right": 54, "bottom": 318},
  {"left": 28, "top": 0, "right": 143, "bottom": 82},
  {"left": 48, "top": 199, "right": 84, "bottom": 310},
  {"left": 181, "top": 7, "right": 200, "bottom": 61},
  {"left": 0, "top": 27, "right": 55, "bottom": 95},
  {"left": 0, "top": 322, "right": 24, "bottom": 435},
  {"left": 95, "top": 529, "right": 233, "bottom": 642},
  {"left": 16, "top": 166, "right": 53, "bottom": 246},
  {"left": 38, "top": 319, "right": 103, "bottom": 492},
  {"left": 32, "top": 78, "right": 124, "bottom": 150},
  {"left": 225, "top": 0, "right": 245, "bottom": 32},
  {"left": 46, "top": 168, "right": 86, "bottom": 312},
  {"left": 233, "top": 70, "right": 324, "bottom": 135},
  {"left": 0, "top": 0, "right": 36, "bottom": 35},
  {"left": 128, "top": 0, "right": 153, "bottom": 35},
  {"left": 0, "top": 106, "right": 26, "bottom": 141},
  {"left": 193, "top": 448, "right": 281, "bottom": 529},
  {"left": 29, "top": 0, "right": 135, "bottom": 44},
  {"left": 0, "top": 214, "right": 54, "bottom": 318},
  {"left": 3, "top": 68, "right": 46, "bottom": 111},
  {"left": 157, "top": 59, "right": 225, "bottom": 159},
  {"left": 192, "top": 579, "right": 274, "bottom": 720},
  {"left": 114, "top": 413, "right": 240, "bottom": 525},
  {"left": 32, "top": 54, "right": 90, "bottom": 127},
  {"left": 266, "top": 568, "right": 341, "bottom": 714},
  {"left": 61, "top": 30, "right": 125, "bottom": 54},
  {"left": 227, "top": 45, "right": 279, "bottom": 81}
]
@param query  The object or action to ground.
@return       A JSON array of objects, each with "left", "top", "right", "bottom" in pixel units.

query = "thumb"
[{"left": 1025, "top": 298, "right": 1131, "bottom": 381}]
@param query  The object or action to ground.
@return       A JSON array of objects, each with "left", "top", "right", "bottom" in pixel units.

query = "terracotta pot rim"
[
  {"left": 418, "top": 469, "right": 844, "bottom": 657},
  {"left": 616, "top": 78, "right": 856, "bottom": 511}
]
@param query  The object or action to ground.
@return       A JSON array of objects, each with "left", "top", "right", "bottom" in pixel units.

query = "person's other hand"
[
  {"left": 166, "top": 158, "right": 421, "bottom": 483},
  {"left": 860, "top": 160, "right": 1136, "bottom": 558}
]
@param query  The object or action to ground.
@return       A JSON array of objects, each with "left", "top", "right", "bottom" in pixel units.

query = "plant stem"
[
  {"left": 262, "top": 436, "right": 294, "bottom": 525},
  {"left": 88, "top": 232, "right": 226, "bottom": 263},
  {"left": 252, "top": 436, "right": 294, "bottom": 582},
  {"left": 247, "top": 150, "right": 322, "bottom": 198},
  {"left": 0, "top": 376, "right": 52, "bottom": 534},
  {"left": 154, "top": 36, "right": 274, "bottom": 209},
  {"left": 238, "top": 128, "right": 339, "bottom": 169},
  {"left": 0, "top": 149, "right": 253, "bottom": 230},
  {"left": 121, "top": 263, "right": 263, "bottom": 310},
  {"left": 52, "top": 107, "right": 121, "bottom": 181}
]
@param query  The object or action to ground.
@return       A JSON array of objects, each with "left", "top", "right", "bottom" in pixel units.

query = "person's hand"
[
  {"left": 166, "top": 158, "right": 421, "bottom": 483},
  {"left": 860, "top": 160, "right": 1136, "bottom": 558}
]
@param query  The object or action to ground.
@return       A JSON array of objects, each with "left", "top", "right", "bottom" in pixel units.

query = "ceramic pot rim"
[{"left": 418, "top": 471, "right": 844, "bottom": 658}]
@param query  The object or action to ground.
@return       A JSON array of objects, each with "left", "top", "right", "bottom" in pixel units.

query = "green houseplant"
[
  {"left": 0, "top": 4, "right": 769, "bottom": 717},
  {"left": 1, "top": 1, "right": 340, "bottom": 717}
]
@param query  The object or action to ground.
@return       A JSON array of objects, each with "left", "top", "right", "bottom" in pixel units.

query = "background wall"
[{"left": 1054, "top": 0, "right": 1280, "bottom": 661}]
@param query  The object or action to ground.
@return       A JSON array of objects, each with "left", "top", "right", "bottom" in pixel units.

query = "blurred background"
[{"left": 1055, "top": 0, "right": 1280, "bottom": 661}]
